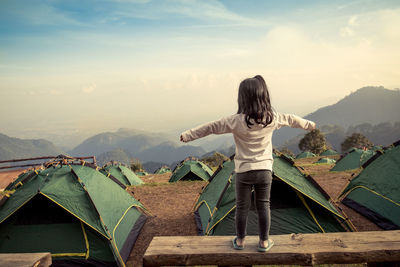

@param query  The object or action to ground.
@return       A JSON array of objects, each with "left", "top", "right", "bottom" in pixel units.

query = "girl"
[{"left": 180, "top": 75, "right": 315, "bottom": 252}]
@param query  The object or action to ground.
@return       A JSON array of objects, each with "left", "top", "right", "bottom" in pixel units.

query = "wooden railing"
[{"left": 0, "top": 155, "right": 96, "bottom": 170}]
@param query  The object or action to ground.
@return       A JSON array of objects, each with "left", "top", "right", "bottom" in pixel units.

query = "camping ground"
[
  {"left": 0, "top": 157, "right": 383, "bottom": 267},
  {"left": 126, "top": 156, "right": 381, "bottom": 267}
]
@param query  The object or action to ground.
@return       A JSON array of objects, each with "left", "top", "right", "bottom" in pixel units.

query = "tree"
[
  {"left": 130, "top": 158, "right": 143, "bottom": 172},
  {"left": 341, "top": 133, "right": 373, "bottom": 152},
  {"left": 298, "top": 129, "right": 326, "bottom": 155},
  {"left": 201, "top": 152, "right": 229, "bottom": 168}
]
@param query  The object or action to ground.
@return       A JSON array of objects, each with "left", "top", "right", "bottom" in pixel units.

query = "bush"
[
  {"left": 298, "top": 129, "right": 327, "bottom": 155},
  {"left": 130, "top": 158, "right": 143, "bottom": 172}
]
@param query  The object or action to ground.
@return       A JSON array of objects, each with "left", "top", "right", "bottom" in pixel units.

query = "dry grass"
[{"left": 127, "top": 174, "right": 207, "bottom": 267}]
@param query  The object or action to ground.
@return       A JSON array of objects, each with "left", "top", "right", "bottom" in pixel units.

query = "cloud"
[
  {"left": 340, "top": 15, "right": 358, "bottom": 37},
  {"left": 2, "top": 1, "right": 400, "bottom": 131},
  {"left": 165, "top": 0, "right": 248, "bottom": 22},
  {"left": 248, "top": 9, "right": 400, "bottom": 113},
  {"left": 82, "top": 83, "right": 96, "bottom": 94},
  {"left": 340, "top": 26, "right": 354, "bottom": 37},
  {"left": 348, "top": 15, "right": 358, "bottom": 26}
]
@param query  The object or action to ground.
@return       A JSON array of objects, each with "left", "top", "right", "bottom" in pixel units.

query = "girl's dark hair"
[{"left": 237, "top": 75, "right": 273, "bottom": 128}]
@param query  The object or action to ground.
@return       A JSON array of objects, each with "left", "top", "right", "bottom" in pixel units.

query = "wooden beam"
[
  {"left": 143, "top": 230, "right": 400, "bottom": 267},
  {"left": 0, "top": 252, "right": 51, "bottom": 267}
]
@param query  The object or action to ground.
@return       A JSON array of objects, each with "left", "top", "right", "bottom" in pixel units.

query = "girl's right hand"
[{"left": 310, "top": 121, "right": 316, "bottom": 130}]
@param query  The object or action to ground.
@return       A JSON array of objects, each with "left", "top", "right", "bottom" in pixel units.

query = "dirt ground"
[
  {"left": 0, "top": 160, "right": 384, "bottom": 267},
  {"left": 127, "top": 173, "right": 207, "bottom": 266},
  {"left": 0, "top": 169, "right": 24, "bottom": 190}
]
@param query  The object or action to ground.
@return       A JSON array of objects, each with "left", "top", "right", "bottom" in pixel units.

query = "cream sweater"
[{"left": 181, "top": 112, "right": 315, "bottom": 173}]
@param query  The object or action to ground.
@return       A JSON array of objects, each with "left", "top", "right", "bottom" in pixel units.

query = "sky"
[{"left": 1, "top": 0, "right": 400, "bottom": 146}]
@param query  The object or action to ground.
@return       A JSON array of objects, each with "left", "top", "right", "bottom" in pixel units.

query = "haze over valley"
[{"left": 1, "top": 86, "right": 399, "bottom": 170}]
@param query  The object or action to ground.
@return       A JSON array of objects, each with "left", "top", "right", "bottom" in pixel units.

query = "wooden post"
[
  {"left": 367, "top": 263, "right": 400, "bottom": 267},
  {"left": 0, "top": 252, "right": 52, "bottom": 267}
]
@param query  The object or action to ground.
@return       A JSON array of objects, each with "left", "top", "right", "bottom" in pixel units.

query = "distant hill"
[
  {"left": 305, "top": 86, "right": 400, "bottom": 127},
  {"left": 96, "top": 148, "right": 132, "bottom": 167},
  {"left": 273, "top": 86, "right": 400, "bottom": 147},
  {"left": 138, "top": 141, "right": 206, "bottom": 164},
  {"left": 0, "top": 133, "right": 63, "bottom": 161},
  {"left": 347, "top": 122, "right": 400, "bottom": 147},
  {"left": 70, "top": 129, "right": 208, "bottom": 165},
  {"left": 69, "top": 128, "right": 171, "bottom": 157},
  {"left": 193, "top": 135, "right": 234, "bottom": 152}
]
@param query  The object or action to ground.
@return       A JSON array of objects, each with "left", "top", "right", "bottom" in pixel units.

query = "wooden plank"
[
  {"left": 0, "top": 252, "right": 52, "bottom": 267},
  {"left": 143, "top": 230, "right": 400, "bottom": 266}
]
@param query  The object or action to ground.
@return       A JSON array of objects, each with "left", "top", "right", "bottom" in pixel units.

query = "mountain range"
[
  {"left": 1, "top": 86, "right": 399, "bottom": 168},
  {"left": 307, "top": 86, "right": 399, "bottom": 127},
  {"left": 273, "top": 86, "right": 400, "bottom": 150},
  {"left": 0, "top": 133, "right": 62, "bottom": 161},
  {"left": 69, "top": 128, "right": 171, "bottom": 157},
  {"left": 69, "top": 129, "right": 208, "bottom": 165}
]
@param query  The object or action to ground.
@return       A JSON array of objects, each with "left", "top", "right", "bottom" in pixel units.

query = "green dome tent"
[
  {"left": 315, "top": 158, "right": 336, "bottom": 165},
  {"left": 135, "top": 171, "right": 149, "bottom": 177},
  {"left": 339, "top": 141, "right": 400, "bottom": 230},
  {"left": 154, "top": 166, "right": 172, "bottom": 174},
  {"left": 169, "top": 159, "right": 213, "bottom": 182},
  {"left": 330, "top": 148, "right": 375, "bottom": 172},
  {"left": 0, "top": 159, "right": 147, "bottom": 267},
  {"left": 320, "top": 149, "right": 338, "bottom": 156},
  {"left": 296, "top": 151, "right": 316, "bottom": 159},
  {"left": 194, "top": 155, "right": 353, "bottom": 236},
  {"left": 101, "top": 163, "right": 144, "bottom": 186},
  {"left": 371, "top": 145, "right": 383, "bottom": 151}
]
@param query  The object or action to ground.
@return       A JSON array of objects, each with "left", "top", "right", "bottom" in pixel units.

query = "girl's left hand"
[{"left": 309, "top": 121, "right": 316, "bottom": 131}]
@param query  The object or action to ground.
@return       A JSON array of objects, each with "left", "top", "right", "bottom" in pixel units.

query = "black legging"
[{"left": 235, "top": 170, "right": 272, "bottom": 241}]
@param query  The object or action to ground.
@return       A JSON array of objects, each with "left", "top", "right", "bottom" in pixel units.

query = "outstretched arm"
[
  {"left": 275, "top": 112, "right": 316, "bottom": 131},
  {"left": 180, "top": 116, "right": 233, "bottom": 143}
]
